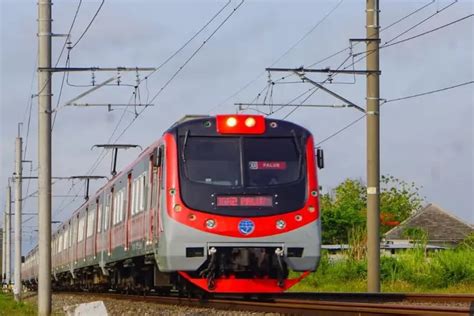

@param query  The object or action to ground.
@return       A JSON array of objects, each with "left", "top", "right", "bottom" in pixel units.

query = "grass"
[
  {"left": 0, "top": 292, "right": 36, "bottom": 316},
  {"left": 289, "top": 247, "right": 474, "bottom": 293}
]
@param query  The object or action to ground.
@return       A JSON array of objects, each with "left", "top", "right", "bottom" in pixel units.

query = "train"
[{"left": 22, "top": 114, "right": 324, "bottom": 294}]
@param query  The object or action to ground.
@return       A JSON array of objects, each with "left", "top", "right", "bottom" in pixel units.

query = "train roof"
[{"left": 166, "top": 114, "right": 312, "bottom": 137}]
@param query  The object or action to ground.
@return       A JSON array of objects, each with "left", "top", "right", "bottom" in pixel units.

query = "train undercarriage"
[{"left": 23, "top": 247, "right": 298, "bottom": 295}]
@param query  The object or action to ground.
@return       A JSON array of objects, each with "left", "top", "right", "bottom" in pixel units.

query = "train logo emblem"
[{"left": 238, "top": 219, "right": 255, "bottom": 235}]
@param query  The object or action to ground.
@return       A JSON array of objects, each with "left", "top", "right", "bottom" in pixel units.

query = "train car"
[{"left": 21, "top": 114, "right": 323, "bottom": 294}]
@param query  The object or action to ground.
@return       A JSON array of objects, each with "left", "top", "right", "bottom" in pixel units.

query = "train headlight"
[
  {"left": 276, "top": 219, "right": 286, "bottom": 230},
  {"left": 245, "top": 117, "right": 256, "bottom": 127},
  {"left": 226, "top": 117, "right": 237, "bottom": 127},
  {"left": 173, "top": 204, "right": 182, "bottom": 212},
  {"left": 206, "top": 219, "right": 216, "bottom": 229}
]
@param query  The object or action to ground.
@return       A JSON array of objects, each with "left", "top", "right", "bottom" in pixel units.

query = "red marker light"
[
  {"left": 226, "top": 117, "right": 238, "bottom": 127},
  {"left": 216, "top": 114, "right": 265, "bottom": 134},
  {"left": 245, "top": 117, "right": 256, "bottom": 127}
]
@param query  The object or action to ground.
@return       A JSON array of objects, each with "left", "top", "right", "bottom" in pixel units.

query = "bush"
[
  {"left": 429, "top": 249, "right": 474, "bottom": 287},
  {"left": 291, "top": 247, "right": 474, "bottom": 292},
  {"left": 380, "top": 256, "right": 403, "bottom": 282}
]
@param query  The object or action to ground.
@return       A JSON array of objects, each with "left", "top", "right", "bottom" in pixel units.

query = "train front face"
[{"left": 157, "top": 115, "right": 321, "bottom": 292}]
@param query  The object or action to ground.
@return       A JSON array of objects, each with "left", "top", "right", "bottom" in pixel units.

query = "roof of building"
[{"left": 384, "top": 203, "right": 473, "bottom": 242}]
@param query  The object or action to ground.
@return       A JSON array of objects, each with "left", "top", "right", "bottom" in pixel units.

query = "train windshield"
[
  {"left": 243, "top": 137, "right": 301, "bottom": 186},
  {"left": 182, "top": 137, "right": 241, "bottom": 186},
  {"left": 181, "top": 136, "right": 302, "bottom": 187}
]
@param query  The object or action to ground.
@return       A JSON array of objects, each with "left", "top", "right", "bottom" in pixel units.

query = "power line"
[
  {"left": 53, "top": 1, "right": 245, "bottom": 216},
  {"left": 383, "top": 80, "right": 473, "bottom": 104},
  {"left": 382, "top": 0, "right": 457, "bottom": 46},
  {"left": 315, "top": 114, "right": 366, "bottom": 146},
  {"left": 239, "top": 0, "right": 440, "bottom": 119},
  {"left": 71, "top": 0, "right": 105, "bottom": 49},
  {"left": 315, "top": 80, "right": 473, "bottom": 146},
  {"left": 307, "top": 0, "right": 438, "bottom": 68},
  {"left": 54, "top": 0, "right": 234, "bottom": 211},
  {"left": 382, "top": 13, "right": 473, "bottom": 49},
  {"left": 208, "top": 0, "right": 345, "bottom": 114},
  {"left": 276, "top": 53, "right": 353, "bottom": 119},
  {"left": 347, "top": 4, "right": 466, "bottom": 70},
  {"left": 56, "top": 0, "right": 83, "bottom": 66},
  {"left": 286, "top": 2, "right": 468, "bottom": 122},
  {"left": 141, "top": 0, "right": 232, "bottom": 83}
]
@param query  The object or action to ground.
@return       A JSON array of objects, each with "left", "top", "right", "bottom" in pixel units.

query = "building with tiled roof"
[{"left": 384, "top": 203, "right": 473, "bottom": 247}]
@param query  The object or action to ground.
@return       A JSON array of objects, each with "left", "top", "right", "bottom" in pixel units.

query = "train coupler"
[
  {"left": 199, "top": 247, "right": 217, "bottom": 290},
  {"left": 275, "top": 248, "right": 285, "bottom": 288}
]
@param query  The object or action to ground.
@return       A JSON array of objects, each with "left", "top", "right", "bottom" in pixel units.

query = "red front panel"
[{"left": 162, "top": 133, "right": 319, "bottom": 238}]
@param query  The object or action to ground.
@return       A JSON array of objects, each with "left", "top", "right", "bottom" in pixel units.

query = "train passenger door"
[
  {"left": 94, "top": 199, "right": 100, "bottom": 257},
  {"left": 107, "top": 189, "right": 113, "bottom": 255},
  {"left": 147, "top": 153, "right": 155, "bottom": 243},
  {"left": 148, "top": 146, "right": 163, "bottom": 238},
  {"left": 154, "top": 146, "right": 164, "bottom": 238},
  {"left": 126, "top": 173, "right": 132, "bottom": 250}
]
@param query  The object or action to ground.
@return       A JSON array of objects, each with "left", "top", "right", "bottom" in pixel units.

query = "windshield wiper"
[
  {"left": 291, "top": 130, "right": 303, "bottom": 172},
  {"left": 181, "top": 130, "right": 190, "bottom": 163}
]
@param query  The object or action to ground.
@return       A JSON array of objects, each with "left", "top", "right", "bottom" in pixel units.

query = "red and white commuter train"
[{"left": 22, "top": 114, "right": 323, "bottom": 293}]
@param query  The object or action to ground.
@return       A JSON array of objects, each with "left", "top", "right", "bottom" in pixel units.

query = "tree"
[
  {"left": 320, "top": 179, "right": 366, "bottom": 244},
  {"left": 320, "top": 175, "right": 423, "bottom": 244},
  {"left": 379, "top": 175, "right": 424, "bottom": 234}
]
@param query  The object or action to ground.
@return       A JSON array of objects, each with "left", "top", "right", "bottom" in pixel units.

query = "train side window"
[
  {"left": 72, "top": 218, "right": 77, "bottom": 245},
  {"left": 132, "top": 178, "right": 138, "bottom": 215},
  {"left": 86, "top": 207, "right": 95, "bottom": 237},
  {"left": 97, "top": 202, "right": 102, "bottom": 233},
  {"left": 78, "top": 215, "right": 86, "bottom": 242},
  {"left": 63, "top": 227, "right": 68, "bottom": 250},
  {"left": 120, "top": 189, "right": 124, "bottom": 222},
  {"left": 113, "top": 193, "right": 118, "bottom": 224},
  {"left": 113, "top": 189, "right": 124, "bottom": 225},
  {"left": 69, "top": 221, "right": 73, "bottom": 248},
  {"left": 58, "top": 232, "right": 63, "bottom": 252},
  {"left": 104, "top": 193, "right": 112, "bottom": 230},
  {"left": 139, "top": 173, "right": 146, "bottom": 212}
]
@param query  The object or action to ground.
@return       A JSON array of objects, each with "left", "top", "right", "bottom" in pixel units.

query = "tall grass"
[{"left": 291, "top": 247, "right": 474, "bottom": 293}]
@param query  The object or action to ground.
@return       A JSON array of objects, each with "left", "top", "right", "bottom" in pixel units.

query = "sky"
[{"left": 0, "top": 0, "right": 473, "bottom": 254}]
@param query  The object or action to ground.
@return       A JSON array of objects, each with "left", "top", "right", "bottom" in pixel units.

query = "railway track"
[{"left": 64, "top": 291, "right": 474, "bottom": 315}]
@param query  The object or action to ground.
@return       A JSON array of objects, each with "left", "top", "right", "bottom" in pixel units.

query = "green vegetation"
[
  {"left": 302, "top": 176, "right": 473, "bottom": 293},
  {"left": 290, "top": 235, "right": 474, "bottom": 293},
  {"left": 321, "top": 176, "right": 423, "bottom": 244},
  {"left": 0, "top": 292, "right": 36, "bottom": 316}
]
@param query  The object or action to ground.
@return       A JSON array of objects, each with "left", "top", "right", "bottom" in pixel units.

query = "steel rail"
[{"left": 55, "top": 291, "right": 474, "bottom": 316}]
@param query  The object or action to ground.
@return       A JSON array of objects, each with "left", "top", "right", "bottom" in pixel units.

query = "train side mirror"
[{"left": 316, "top": 148, "right": 324, "bottom": 169}]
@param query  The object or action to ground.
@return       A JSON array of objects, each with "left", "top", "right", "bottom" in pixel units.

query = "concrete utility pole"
[
  {"left": 5, "top": 186, "right": 11, "bottom": 285},
  {"left": 2, "top": 213, "right": 5, "bottom": 283},
  {"left": 366, "top": 0, "right": 381, "bottom": 293},
  {"left": 14, "top": 137, "right": 23, "bottom": 301},
  {"left": 2, "top": 212, "right": 5, "bottom": 282},
  {"left": 38, "top": 0, "right": 52, "bottom": 314}
]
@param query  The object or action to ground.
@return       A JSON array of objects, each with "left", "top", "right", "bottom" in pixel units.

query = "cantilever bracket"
[{"left": 295, "top": 72, "right": 365, "bottom": 113}]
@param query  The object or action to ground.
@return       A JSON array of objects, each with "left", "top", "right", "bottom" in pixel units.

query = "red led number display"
[{"left": 216, "top": 196, "right": 273, "bottom": 207}]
